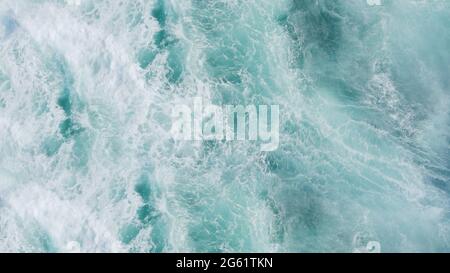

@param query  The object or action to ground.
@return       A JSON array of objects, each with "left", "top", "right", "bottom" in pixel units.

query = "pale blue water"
[{"left": 0, "top": 0, "right": 449, "bottom": 252}]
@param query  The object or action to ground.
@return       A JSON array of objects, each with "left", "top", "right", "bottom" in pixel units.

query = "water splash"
[{"left": 0, "top": 0, "right": 449, "bottom": 252}]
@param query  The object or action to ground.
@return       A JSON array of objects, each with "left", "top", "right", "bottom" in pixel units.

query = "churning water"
[{"left": 0, "top": 0, "right": 450, "bottom": 252}]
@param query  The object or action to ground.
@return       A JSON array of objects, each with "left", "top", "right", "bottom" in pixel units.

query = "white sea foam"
[{"left": 0, "top": 0, "right": 449, "bottom": 252}]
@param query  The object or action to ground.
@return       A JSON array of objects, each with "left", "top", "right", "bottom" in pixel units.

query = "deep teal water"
[{"left": 0, "top": 0, "right": 450, "bottom": 252}]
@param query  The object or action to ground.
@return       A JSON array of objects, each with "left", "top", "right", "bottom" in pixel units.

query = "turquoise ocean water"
[{"left": 0, "top": 0, "right": 450, "bottom": 252}]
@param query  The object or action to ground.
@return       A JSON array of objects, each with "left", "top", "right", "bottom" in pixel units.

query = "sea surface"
[{"left": 0, "top": 0, "right": 450, "bottom": 252}]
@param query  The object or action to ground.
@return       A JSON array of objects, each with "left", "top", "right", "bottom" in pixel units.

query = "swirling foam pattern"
[{"left": 0, "top": 0, "right": 449, "bottom": 252}]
